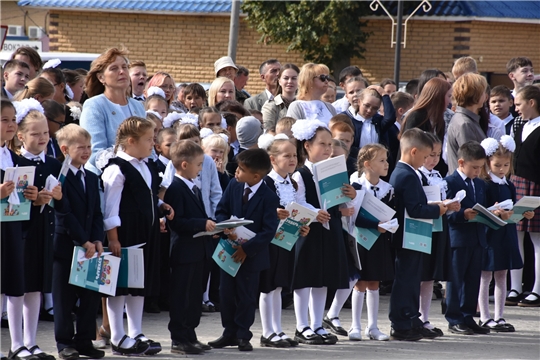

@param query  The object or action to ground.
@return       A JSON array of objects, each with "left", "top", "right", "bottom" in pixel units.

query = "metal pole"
[
  {"left": 228, "top": 0, "right": 240, "bottom": 62},
  {"left": 394, "top": 0, "right": 404, "bottom": 86}
]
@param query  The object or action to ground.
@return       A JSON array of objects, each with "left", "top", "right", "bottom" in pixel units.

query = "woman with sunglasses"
[
  {"left": 146, "top": 72, "right": 177, "bottom": 108},
  {"left": 286, "top": 63, "right": 337, "bottom": 124},
  {"left": 79, "top": 47, "right": 146, "bottom": 175},
  {"left": 261, "top": 63, "right": 300, "bottom": 132}
]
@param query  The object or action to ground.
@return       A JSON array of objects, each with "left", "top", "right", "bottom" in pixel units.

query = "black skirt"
[
  {"left": 357, "top": 231, "right": 394, "bottom": 281},
  {"left": 420, "top": 216, "right": 451, "bottom": 281}
]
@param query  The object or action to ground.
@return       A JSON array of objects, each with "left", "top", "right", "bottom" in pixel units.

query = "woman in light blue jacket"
[{"left": 80, "top": 47, "right": 145, "bottom": 175}]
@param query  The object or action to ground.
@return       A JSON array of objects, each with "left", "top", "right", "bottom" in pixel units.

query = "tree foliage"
[{"left": 241, "top": 0, "right": 372, "bottom": 68}]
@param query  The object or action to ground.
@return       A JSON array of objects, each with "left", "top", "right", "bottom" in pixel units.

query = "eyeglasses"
[
  {"left": 159, "top": 85, "right": 175, "bottom": 91},
  {"left": 314, "top": 74, "right": 330, "bottom": 82},
  {"left": 47, "top": 117, "right": 65, "bottom": 127}
]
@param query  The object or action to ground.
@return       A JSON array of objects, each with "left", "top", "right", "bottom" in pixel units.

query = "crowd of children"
[{"left": 1, "top": 46, "right": 539, "bottom": 359}]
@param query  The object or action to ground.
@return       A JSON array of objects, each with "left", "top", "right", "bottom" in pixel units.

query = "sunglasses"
[
  {"left": 47, "top": 117, "right": 65, "bottom": 128},
  {"left": 314, "top": 74, "right": 330, "bottom": 82}
]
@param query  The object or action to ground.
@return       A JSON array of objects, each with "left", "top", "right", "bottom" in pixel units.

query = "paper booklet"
[
  {"left": 444, "top": 189, "right": 466, "bottom": 215},
  {"left": 104, "top": 244, "right": 145, "bottom": 289},
  {"left": 424, "top": 185, "right": 443, "bottom": 232},
  {"left": 469, "top": 203, "right": 508, "bottom": 230},
  {"left": 506, "top": 196, "right": 540, "bottom": 224},
  {"left": 58, "top": 154, "right": 72, "bottom": 185},
  {"left": 194, "top": 218, "right": 254, "bottom": 238},
  {"left": 1, "top": 166, "right": 35, "bottom": 222},
  {"left": 312, "top": 155, "right": 351, "bottom": 210},
  {"left": 342, "top": 189, "right": 365, "bottom": 235},
  {"left": 272, "top": 202, "right": 317, "bottom": 251},
  {"left": 40, "top": 174, "right": 59, "bottom": 213},
  {"left": 354, "top": 191, "right": 396, "bottom": 251},
  {"left": 212, "top": 226, "right": 255, "bottom": 277},
  {"left": 403, "top": 210, "right": 433, "bottom": 254},
  {"left": 69, "top": 246, "right": 120, "bottom": 296}
]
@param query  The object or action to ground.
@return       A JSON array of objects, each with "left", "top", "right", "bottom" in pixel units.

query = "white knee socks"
[
  {"left": 509, "top": 231, "right": 526, "bottom": 294},
  {"left": 7, "top": 295, "right": 26, "bottom": 354},
  {"left": 107, "top": 295, "right": 135, "bottom": 348},
  {"left": 419, "top": 281, "right": 434, "bottom": 323},
  {"left": 23, "top": 292, "right": 41, "bottom": 351},
  {"left": 326, "top": 280, "right": 356, "bottom": 327},
  {"left": 259, "top": 291, "right": 274, "bottom": 338},
  {"left": 479, "top": 271, "right": 492, "bottom": 322},
  {"left": 480, "top": 270, "right": 508, "bottom": 322},
  {"left": 272, "top": 288, "right": 283, "bottom": 336},
  {"left": 524, "top": 232, "right": 540, "bottom": 301},
  {"left": 366, "top": 289, "right": 380, "bottom": 330},
  {"left": 350, "top": 289, "right": 365, "bottom": 331},
  {"left": 309, "top": 287, "right": 327, "bottom": 331},
  {"left": 125, "top": 295, "right": 144, "bottom": 339},
  {"left": 294, "top": 288, "right": 311, "bottom": 333},
  {"left": 493, "top": 270, "right": 507, "bottom": 320}
]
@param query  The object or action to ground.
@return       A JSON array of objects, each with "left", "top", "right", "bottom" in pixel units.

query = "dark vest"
[{"left": 514, "top": 123, "right": 540, "bottom": 183}]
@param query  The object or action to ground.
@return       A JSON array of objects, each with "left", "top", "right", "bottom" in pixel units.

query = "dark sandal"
[
  {"left": 314, "top": 327, "right": 338, "bottom": 345},
  {"left": 518, "top": 292, "right": 540, "bottom": 307},
  {"left": 7, "top": 347, "right": 39, "bottom": 360},
  {"left": 134, "top": 334, "right": 161, "bottom": 355},
  {"left": 294, "top": 327, "right": 323, "bottom": 345},
  {"left": 111, "top": 335, "right": 149, "bottom": 356},
  {"left": 322, "top": 316, "right": 347, "bottom": 336}
]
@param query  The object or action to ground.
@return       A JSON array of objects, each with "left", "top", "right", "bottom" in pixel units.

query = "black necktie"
[
  {"left": 192, "top": 185, "right": 202, "bottom": 204},
  {"left": 371, "top": 186, "right": 379, "bottom": 197},
  {"left": 243, "top": 187, "right": 252, "bottom": 205},
  {"left": 279, "top": 179, "right": 289, "bottom": 185},
  {"left": 465, "top": 178, "right": 475, "bottom": 202},
  {"left": 77, "top": 170, "right": 85, "bottom": 193},
  {"left": 134, "top": 96, "right": 144, "bottom": 101}
]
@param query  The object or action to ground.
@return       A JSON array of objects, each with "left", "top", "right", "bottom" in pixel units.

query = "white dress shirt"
[
  {"left": 243, "top": 179, "right": 263, "bottom": 202},
  {"left": 522, "top": 116, "right": 540, "bottom": 142},
  {"left": 0, "top": 145, "right": 13, "bottom": 170},
  {"left": 70, "top": 164, "right": 86, "bottom": 191},
  {"left": 348, "top": 105, "right": 378, "bottom": 148},
  {"left": 20, "top": 148, "right": 46, "bottom": 162},
  {"left": 291, "top": 160, "right": 321, "bottom": 216}
]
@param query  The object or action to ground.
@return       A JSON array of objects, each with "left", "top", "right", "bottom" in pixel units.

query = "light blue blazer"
[{"left": 80, "top": 94, "right": 145, "bottom": 175}]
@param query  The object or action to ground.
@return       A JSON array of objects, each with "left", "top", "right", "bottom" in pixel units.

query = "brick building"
[{"left": 10, "top": 0, "right": 540, "bottom": 93}]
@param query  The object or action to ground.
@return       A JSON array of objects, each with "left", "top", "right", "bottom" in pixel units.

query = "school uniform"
[
  {"left": 155, "top": 154, "right": 169, "bottom": 175},
  {"left": 1, "top": 147, "right": 26, "bottom": 297},
  {"left": 343, "top": 94, "right": 396, "bottom": 150},
  {"left": 102, "top": 152, "right": 162, "bottom": 297},
  {"left": 291, "top": 164, "right": 349, "bottom": 291},
  {"left": 165, "top": 175, "right": 213, "bottom": 345},
  {"left": 419, "top": 167, "right": 451, "bottom": 281},
  {"left": 226, "top": 146, "right": 244, "bottom": 178},
  {"left": 155, "top": 154, "right": 170, "bottom": 309},
  {"left": 259, "top": 172, "right": 297, "bottom": 294},
  {"left": 353, "top": 174, "right": 395, "bottom": 281},
  {"left": 483, "top": 174, "right": 523, "bottom": 271},
  {"left": 52, "top": 165, "right": 103, "bottom": 353},
  {"left": 19, "top": 150, "right": 62, "bottom": 294},
  {"left": 388, "top": 161, "right": 440, "bottom": 331},
  {"left": 215, "top": 178, "right": 280, "bottom": 341},
  {"left": 444, "top": 170, "right": 487, "bottom": 327}
]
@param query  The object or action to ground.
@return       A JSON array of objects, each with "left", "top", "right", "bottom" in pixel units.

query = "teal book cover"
[
  {"left": 272, "top": 203, "right": 317, "bottom": 251},
  {"left": 402, "top": 215, "right": 433, "bottom": 254},
  {"left": 1, "top": 166, "right": 35, "bottom": 222},
  {"left": 212, "top": 239, "right": 241, "bottom": 277},
  {"left": 355, "top": 208, "right": 381, "bottom": 251},
  {"left": 69, "top": 246, "right": 120, "bottom": 296}
]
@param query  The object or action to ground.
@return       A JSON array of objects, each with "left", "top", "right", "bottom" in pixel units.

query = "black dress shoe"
[
  {"left": 134, "top": 334, "right": 162, "bottom": 355},
  {"left": 208, "top": 335, "right": 239, "bottom": 348},
  {"left": 39, "top": 308, "right": 54, "bottom": 322},
  {"left": 171, "top": 342, "right": 203, "bottom": 355},
  {"left": 111, "top": 336, "right": 149, "bottom": 355},
  {"left": 505, "top": 289, "right": 525, "bottom": 306},
  {"left": 260, "top": 333, "right": 290, "bottom": 348},
  {"left": 416, "top": 326, "right": 439, "bottom": 339},
  {"left": 202, "top": 301, "right": 216, "bottom": 313},
  {"left": 448, "top": 324, "right": 474, "bottom": 335},
  {"left": 192, "top": 340, "right": 211, "bottom": 351},
  {"left": 294, "top": 327, "right": 323, "bottom": 345},
  {"left": 143, "top": 301, "right": 160, "bottom": 314},
  {"left": 390, "top": 328, "right": 423, "bottom": 341},
  {"left": 27, "top": 346, "right": 55, "bottom": 360},
  {"left": 76, "top": 347, "right": 104, "bottom": 359},
  {"left": 518, "top": 292, "right": 540, "bottom": 307},
  {"left": 58, "top": 347, "right": 79, "bottom": 360},
  {"left": 314, "top": 327, "right": 338, "bottom": 345},
  {"left": 322, "top": 316, "right": 347, "bottom": 336},
  {"left": 466, "top": 322, "right": 490, "bottom": 334},
  {"left": 238, "top": 339, "right": 253, "bottom": 351},
  {"left": 8, "top": 347, "right": 41, "bottom": 360},
  {"left": 278, "top": 332, "right": 299, "bottom": 347}
]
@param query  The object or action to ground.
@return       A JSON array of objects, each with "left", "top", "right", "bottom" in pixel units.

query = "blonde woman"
[{"left": 208, "top": 77, "right": 235, "bottom": 106}]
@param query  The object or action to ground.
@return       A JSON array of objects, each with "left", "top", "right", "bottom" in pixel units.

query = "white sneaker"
[
  {"left": 92, "top": 339, "right": 107, "bottom": 349},
  {"left": 365, "top": 327, "right": 390, "bottom": 341},
  {"left": 348, "top": 328, "right": 362, "bottom": 341}
]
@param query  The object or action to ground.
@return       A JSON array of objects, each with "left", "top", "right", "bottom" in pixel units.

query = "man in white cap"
[
  {"left": 244, "top": 59, "right": 281, "bottom": 112},
  {"left": 214, "top": 56, "right": 249, "bottom": 105}
]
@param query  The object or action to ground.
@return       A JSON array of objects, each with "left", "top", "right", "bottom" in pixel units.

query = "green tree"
[{"left": 241, "top": 0, "right": 372, "bottom": 75}]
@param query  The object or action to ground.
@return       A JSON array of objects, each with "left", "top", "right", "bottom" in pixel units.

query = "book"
[
  {"left": 424, "top": 185, "right": 443, "bottom": 232},
  {"left": 104, "top": 244, "right": 145, "bottom": 289},
  {"left": 194, "top": 218, "right": 254, "bottom": 238},
  {"left": 355, "top": 191, "right": 396, "bottom": 251},
  {"left": 312, "top": 155, "right": 351, "bottom": 210},
  {"left": 342, "top": 189, "right": 365, "bottom": 235},
  {"left": 272, "top": 202, "right": 317, "bottom": 251},
  {"left": 1, "top": 166, "right": 35, "bottom": 222},
  {"left": 212, "top": 226, "right": 255, "bottom": 277},
  {"left": 68, "top": 246, "right": 120, "bottom": 296},
  {"left": 469, "top": 203, "right": 507, "bottom": 230},
  {"left": 506, "top": 196, "right": 540, "bottom": 224},
  {"left": 402, "top": 210, "right": 433, "bottom": 254}
]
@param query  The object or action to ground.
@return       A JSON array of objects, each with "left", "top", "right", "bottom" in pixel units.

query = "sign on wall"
[{"left": 2, "top": 40, "right": 42, "bottom": 53}]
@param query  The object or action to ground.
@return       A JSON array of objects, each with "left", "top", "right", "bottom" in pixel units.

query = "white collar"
[
  {"left": 355, "top": 172, "right": 392, "bottom": 199},
  {"left": 244, "top": 179, "right": 263, "bottom": 195},
  {"left": 524, "top": 115, "right": 540, "bottom": 126},
  {"left": 158, "top": 154, "right": 170, "bottom": 165},
  {"left": 489, "top": 171, "right": 508, "bottom": 185},
  {"left": 268, "top": 169, "right": 290, "bottom": 184},
  {"left": 20, "top": 148, "right": 46, "bottom": 162},
  {"left": 117, "top": 150, "right": 148, "bottom": 164},
  {"left": 175, "top": 173, "right": 196, "bottom": 189},
  {"left": 265, "top": 89, "right": 274, "bottom": 101},
  {"left": 348, "top": 105, "right": 370, "bottom": 122},
  {"left": 399, "top": 160, "right": 422, "bottom": 182},
  {"left": 4, "top": 88, "right": 13, "bottom": 100},
  {"left": 69, "top": 164, "right": 85, "bottom": 176},
  {"left": 502, "top": 113, "right": 514, "bottom": 126},
  {"left": 457, "top": 169, "right": 469, "bottom": 182},
  {"left": 419, "top": 166, "right": 442, "bottom": 178},
  {"left": 395, "top": 121, "right": 401, "bottom": 130},
  {"left": 304, "top": 159, "right": 314, "bottom": 173}
]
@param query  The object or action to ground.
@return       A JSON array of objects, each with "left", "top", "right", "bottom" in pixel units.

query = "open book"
[{"left": 194, "top": 218, "right": 254, "bottom": 238}]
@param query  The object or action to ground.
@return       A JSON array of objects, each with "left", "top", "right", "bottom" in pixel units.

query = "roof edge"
[{"left": 363, "top": 15, "right": 540, "bottom": 25}]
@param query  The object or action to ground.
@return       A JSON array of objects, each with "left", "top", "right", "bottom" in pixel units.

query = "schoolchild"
[
  {"left": 144, "top": 87, "right": 169, "bottom": 120},
  {"left": 201, "top": 134, "right": 230, "bottom": 192},
  {"left": 489, "top": 86, "right": 515, "bottom": 135},
  {"left": 154, "top": 128, "right": 176, "bottom": 174},
  {"left": 2, "top": 60, "right": 30, "bottom": 100},
  {"left": 506, "top": 57, "right": 534, "bottom": 98},
  {"left": 198, "top": 107, "right": 223, "bottom": 130},
  {"left": 330, "top": 121, "right": 356, "bottom": 176}
]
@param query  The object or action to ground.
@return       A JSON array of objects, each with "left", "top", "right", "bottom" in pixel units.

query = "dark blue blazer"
[
  {"left": 155, "top": 158, "right": 167, "bottom": 175},
  {"left": 389, "top": 162, "right": 440, "bottom": 248},
  {"left": 215, "top": 178, "right": 279, "bottom": 272},
  {"left": 343, "top": 94, "right": 396, "bottom": 150},
  {"left": 54, "top": 169, "right": 103, "bottom": 260},
  {"left": 164, "top": 177, "right": 213, "bottom": 264},
  {"left": 445, "top": 170, "right": 487, "bottom": 248}
]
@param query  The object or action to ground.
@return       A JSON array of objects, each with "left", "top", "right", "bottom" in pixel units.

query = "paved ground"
[{"left": 2, "top": 294, "right": 539, "bottom": 359}]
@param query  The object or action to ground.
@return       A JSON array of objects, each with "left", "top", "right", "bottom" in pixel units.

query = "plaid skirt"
[{"left": 510, "top": 175, "right": 540, "bottom": 233}]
